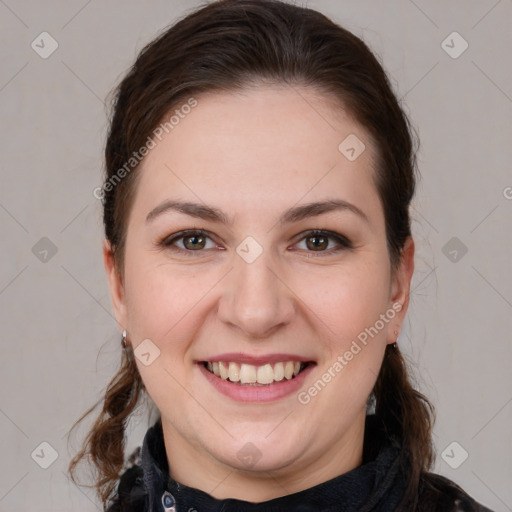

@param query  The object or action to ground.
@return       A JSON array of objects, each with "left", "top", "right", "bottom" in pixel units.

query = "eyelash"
[{"left": 159, "top": 229, "right": 353, "bottom": 257}]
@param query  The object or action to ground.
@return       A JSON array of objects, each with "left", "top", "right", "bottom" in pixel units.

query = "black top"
[{"left": 107, "top": 415, "right": 494, "bottom": 512}]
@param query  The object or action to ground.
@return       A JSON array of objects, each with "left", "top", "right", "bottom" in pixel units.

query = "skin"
[{"left": 104, "top": 84, "right": 415, "bottom": 502}]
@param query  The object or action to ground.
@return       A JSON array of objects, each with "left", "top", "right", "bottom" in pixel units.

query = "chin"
[{"left": 217, "top": 431, "right": 306, "bottom": 473}]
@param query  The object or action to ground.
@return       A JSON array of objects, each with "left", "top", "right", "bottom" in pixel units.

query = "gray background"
[{"left": 0, "top": 0, "right": 511, "bottom": 510}]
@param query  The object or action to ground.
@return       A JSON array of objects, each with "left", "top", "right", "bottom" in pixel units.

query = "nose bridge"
[{"left": 218, "top": 240, "right": 294, "bottom": 338}]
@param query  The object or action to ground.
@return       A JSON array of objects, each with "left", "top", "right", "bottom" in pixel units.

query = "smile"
[
  {"left": 198, "top": 354, "right": 316, "bottom": 402},
  {"left": 204, "top": 360, "right": 309, "bottom": 385}
]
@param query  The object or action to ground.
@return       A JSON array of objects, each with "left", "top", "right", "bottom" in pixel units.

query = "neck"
[{"left": 161, "top": 410, "right": 366, "bottom": 502}]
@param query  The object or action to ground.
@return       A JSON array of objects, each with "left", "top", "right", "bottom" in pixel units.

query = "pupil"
[
  {"left": 308, "top": 235, "right": 327, "bottom": 250},
  {"left": 185, "top": 235, "right": 204, "bottom": 250}
]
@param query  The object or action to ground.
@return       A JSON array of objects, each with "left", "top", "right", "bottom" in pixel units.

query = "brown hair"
[{"left": 68, "top": 0, "right": 434, "bottom": 509}]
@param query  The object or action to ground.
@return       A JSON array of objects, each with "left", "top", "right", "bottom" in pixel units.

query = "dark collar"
[{"left": 132, "top": 414, "right": 408, "bottom": 512}]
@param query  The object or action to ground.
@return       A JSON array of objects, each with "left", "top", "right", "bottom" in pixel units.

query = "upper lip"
[{"left": 197, "top": 352, "right": 315, "bottom": 365}]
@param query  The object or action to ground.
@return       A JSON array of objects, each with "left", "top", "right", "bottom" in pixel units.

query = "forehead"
[{"left": 132, "top": 84, "right": 383, "bottom": 227}]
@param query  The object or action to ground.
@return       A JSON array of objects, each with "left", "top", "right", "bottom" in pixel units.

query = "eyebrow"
[{"left": 145, "top": 198, "right": 369, "bottom": 226}]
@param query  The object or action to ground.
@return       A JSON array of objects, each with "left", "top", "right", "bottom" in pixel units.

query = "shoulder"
[
  {"left": 106, "top": 464, "right": 146, "bottom": 512},
  {"left": 417, "top": 472, "right": 494, "bottom": 512}
]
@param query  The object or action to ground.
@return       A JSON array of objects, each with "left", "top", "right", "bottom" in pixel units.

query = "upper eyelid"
[{"left": 162, "top": 229, "right": 220, "bottom": 245}]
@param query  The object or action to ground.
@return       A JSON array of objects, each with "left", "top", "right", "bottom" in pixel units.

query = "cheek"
[
  {"left": 301, "top": 258, "right": 391, "bottom": 341},
  {"left": 123, "top": 258, "right": 208, "bottom": 341},
  {"left": 299, "top": 257, "right": 391, "bottom": 404},
  {"left": 124, "top": 262, "right": 204, "bottom": 414}
]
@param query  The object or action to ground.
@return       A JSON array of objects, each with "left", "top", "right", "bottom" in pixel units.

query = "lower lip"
[{"left": 198, "top": 363, "right": 314, "bottom": 402}]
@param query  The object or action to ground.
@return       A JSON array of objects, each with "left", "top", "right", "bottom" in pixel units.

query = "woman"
[{"left": 68, "top": 1, "right": 494, "bottom": 510}]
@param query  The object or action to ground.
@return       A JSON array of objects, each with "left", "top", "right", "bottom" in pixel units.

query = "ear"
[
  {"left": 387, "top": 236, "right": 415, "bottom": 344},
  {"left": 103, "top": 239, "right": 128, "bottom": 333}
]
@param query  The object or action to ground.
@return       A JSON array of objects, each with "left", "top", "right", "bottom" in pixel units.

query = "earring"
[
  {"left": 121, "top": 329, "right": 128, "bottom": 349},
  {"left": 392, "top": 329, "right": 399, "bottom": 348},
  {"left": 366, "top": 391, "right": 376, "bottom": 415}
]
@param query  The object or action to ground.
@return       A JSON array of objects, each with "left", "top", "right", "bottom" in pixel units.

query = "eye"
[
  {"left": 159, "top": 229, "right": 352, "bottom": 257},
  {"left": 160, "top": 229, "right": 219, "bottom": 255},
  {"left": 292, "top": 229, "right": 353, "bottom": 256}
]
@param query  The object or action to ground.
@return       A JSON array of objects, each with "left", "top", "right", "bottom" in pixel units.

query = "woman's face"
[{"left": 105, "top": 84, "right": 414, "bottom": 496}]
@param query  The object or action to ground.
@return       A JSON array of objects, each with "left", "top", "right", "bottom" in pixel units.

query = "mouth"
[{"left": 201, "top": 360, "right": 314, "bottom": 386}]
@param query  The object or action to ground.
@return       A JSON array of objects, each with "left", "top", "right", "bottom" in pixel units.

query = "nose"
[{"left": 217, "top": 246, "right": 296, "bottom": 339}]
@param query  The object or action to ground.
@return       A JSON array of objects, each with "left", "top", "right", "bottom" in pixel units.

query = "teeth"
[
  {"left": 284, "top": 361, "right": 294, "bottom": 379},
  {"left": 273, "top": 362, "right": 284, "bottom": 381},
  {"left": 256, "top": 364, "right": 274, "bottom": 384},
  {"left": 228, "top": 362, "right": 240, "bottom": 382},
  {"left": 205, "top": 360, "right": 305, "bottom": 384},
  {"left": 240, "top": 363, "right": 257, "bottom": 384},
  {"left": 219, "top": 361, "right": 229, "bottom": 380}
]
